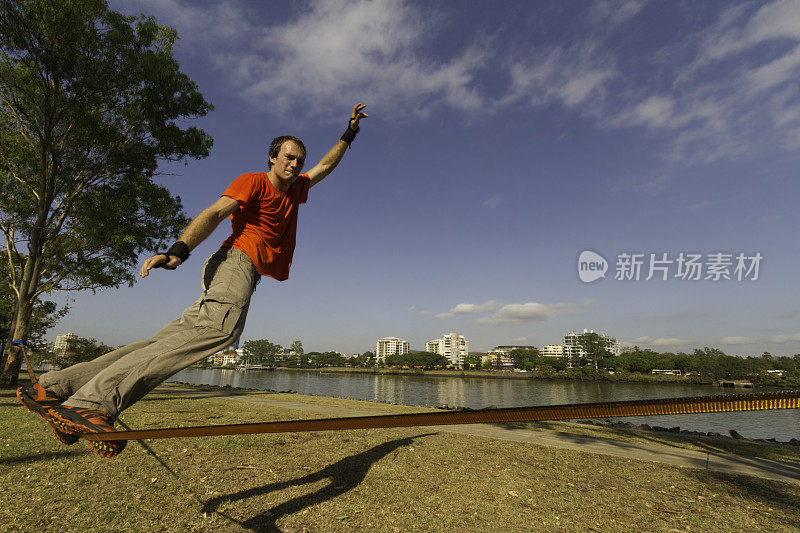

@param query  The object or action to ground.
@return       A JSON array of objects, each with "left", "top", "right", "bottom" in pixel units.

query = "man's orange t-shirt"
[{"left": 221, "top": 172, "right": 310, "bottom": 281}]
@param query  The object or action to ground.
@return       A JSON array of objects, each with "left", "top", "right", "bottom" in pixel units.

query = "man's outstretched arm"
[
  {"left": 139, "top": 195, "right": 239, "bottom": 277},
  {"left": 307, "top": 103, "right": 368, "bottom": 188}
]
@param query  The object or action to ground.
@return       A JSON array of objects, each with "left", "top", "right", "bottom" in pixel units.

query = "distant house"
[
  {"left": 651, "top": 369, "right": 681, "bottom": 375},
  {"left": 213, "top": 352, "right": 241, "bottom": 366}
]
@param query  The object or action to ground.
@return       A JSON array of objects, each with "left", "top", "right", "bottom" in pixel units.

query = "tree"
[
  {"left": 350, "top": 351, "right": 375, "bottom": 367},
  {"left": 0, "top": 0, "right": 213, "bottom": 385},
  {"left": 0, "top": 248, "right": 67, "bottom": 369},
  {"left": 53, "top": 335, "right": 110, "bottom": 368},
  {"left": 313, "top": 351, "right": 344, "bottom": 367},
  {"left": 577, "top": 332, "right": 613, "bottom": 369},
  {"left": 509, "top": 348, "right": 540, "bottom": 370},
  {"left": 291, "top": 340, "right": 303, "bottom": 356},
  {"left": 242, "top": 339, "right": 282, "bottom": 366},
  {"left": 463, "top": 354, "right": 481, "bottom": 370}
]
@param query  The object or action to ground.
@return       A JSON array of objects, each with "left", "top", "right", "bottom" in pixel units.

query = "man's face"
[{"left": 270, "top": 141, "right": 305, "bottom": 183}]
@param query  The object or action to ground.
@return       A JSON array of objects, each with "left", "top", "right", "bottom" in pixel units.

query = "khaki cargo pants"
[{"left": 39, "top": 247, "right": 258, "bottom": 418}]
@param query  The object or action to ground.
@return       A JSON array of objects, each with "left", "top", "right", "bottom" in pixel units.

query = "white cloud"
[
  {"left": 720, "top": 336, "right": 758, "bottom": 345},
  {"left": 631, "top": 336, "right": 690, "bottom": 347},
  {"left": 702, "top": 0, "right": 800, "bottom": 60},
  {"left": 476, "top": 303, "right": 552, "bottom": 326},
  {"left": 122, "top": 0, "right": 800, "bottom": 160},
  {"left": 474, "top": 299, "right": 591, "bottom": 326},
  {"left": 482, "top": 196, "right": 501, "bottom": 209},
  {"left": 217, "top": 0, "right": 486, "bottom": 117},
  {"left": 502, "top": 45, "right": 616, "bottom": 110},
  {"left": 768, "top": 333, "right": 800, "bottom": 344},
  {"left": 436, "top": 300, "right": 501, "bottom": 319}
]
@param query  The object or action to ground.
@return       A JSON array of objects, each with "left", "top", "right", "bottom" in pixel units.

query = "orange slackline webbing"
[{"left": 83, "top": 390, "right": 800, "bottom": 442}]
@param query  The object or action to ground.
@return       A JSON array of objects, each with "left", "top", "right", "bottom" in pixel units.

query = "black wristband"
[
  {"left": 340, "top": 124, "right": 358, "bottom": 144},
  {"left": 156, "top": 240, "right": 190, "bottom": 270},
  {"left": 166, "top": 241, "right": 190, "bottom": 262}
]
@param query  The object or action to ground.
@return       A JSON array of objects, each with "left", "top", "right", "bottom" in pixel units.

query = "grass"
[{"left": 2, "top": 383, "right": 800, "bottom": 532}]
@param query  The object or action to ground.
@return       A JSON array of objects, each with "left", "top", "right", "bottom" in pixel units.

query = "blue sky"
[{"left": 53, "top": 0, "right": 800, "bottom": 356}]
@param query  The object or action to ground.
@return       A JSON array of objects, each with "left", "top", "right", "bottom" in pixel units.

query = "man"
[{"left": 17, "top": 103, "right": 368, "bottom": 458}]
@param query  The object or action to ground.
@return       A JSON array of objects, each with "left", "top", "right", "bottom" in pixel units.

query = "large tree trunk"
[
  {"left": 0, "top": 307, "right": 16, "bottom": 378},
  {"left": 0, "top": 298, "right": 34, "bottom": 387}
]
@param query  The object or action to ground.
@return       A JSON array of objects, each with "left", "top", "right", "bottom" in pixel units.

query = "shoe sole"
[
  {"left": 49, "top": 424, "right": 80, "bottom": 445},
  {"left": 49, "top": 408, "right": 127, "bottom": 457},
  {"left": 88, "top": 439, "right": 127, "bottom": 458},
  {"left": 16, "top": 387, "right": 50, "bottom": 421},
  {"left": 49, "top": 412, "right": 90, "bottom": 436},
  {"left": 17, "top": 387, "right": 80, "bottom": 445}
]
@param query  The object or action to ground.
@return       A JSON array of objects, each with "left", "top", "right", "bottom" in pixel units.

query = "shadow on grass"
[
  {"left": 692, "top": 469, "right": 800, "bottom": 529},
  {"left": 488, "top": 421, "right": 800, "bottom": 483},
  {"left": 202, "top": 432, "right": 437, "bottom": 532},
  {"left": 0, "top": 448, "right": 89, "bottom": 465}
]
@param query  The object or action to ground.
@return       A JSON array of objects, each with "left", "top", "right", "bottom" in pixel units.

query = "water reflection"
[{"left": 168, "top": 368, "right": 800, "bottom": 441}]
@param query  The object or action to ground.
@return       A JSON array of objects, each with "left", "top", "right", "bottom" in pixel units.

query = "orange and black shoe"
[
  {"left": 16, "top": 383, "right": 80, "bottom": 445},
  {"left": 48, "top": 405, "right": 127, "bottom": 458},
  {"left": 16, "top": 383, "right": 63, "bottom": 420}
]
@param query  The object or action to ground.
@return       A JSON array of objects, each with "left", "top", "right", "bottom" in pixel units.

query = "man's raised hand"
[{"left": 349, "top": 103, "right": 368, "bottom": 131}]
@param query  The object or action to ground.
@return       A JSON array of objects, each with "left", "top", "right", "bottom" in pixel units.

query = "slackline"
[{"left": 83, "top": 390, "right": 800, "bottom": 442}]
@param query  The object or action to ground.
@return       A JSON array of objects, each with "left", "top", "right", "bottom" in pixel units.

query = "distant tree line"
[
  {"left": 384, "top": 351, "right": 449, "bottom": 370},
  {"left": 507, "top": 346, "right": 800, "bottom": 384}
]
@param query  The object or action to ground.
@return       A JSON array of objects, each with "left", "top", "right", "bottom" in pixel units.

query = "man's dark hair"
[{"left": 267, "top": 135, "right": 306, "bottom": 169}]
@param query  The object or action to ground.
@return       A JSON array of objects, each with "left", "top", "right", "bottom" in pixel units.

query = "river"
[{"left": 168, "top": 368, "right": 800, "bottom": 441}]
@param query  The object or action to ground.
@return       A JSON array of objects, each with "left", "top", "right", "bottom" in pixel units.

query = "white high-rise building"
[
  {"left": 426, "top": 333, "right": 468, "bottom": 368},
  {"left": 376, "top": 337, "right": 410, "bottom": 364},
  {"left": 54, "top": 333, "right": 76, "bottom": 355}
]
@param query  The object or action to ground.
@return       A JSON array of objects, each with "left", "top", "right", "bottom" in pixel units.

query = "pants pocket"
[{"left": 196, "top": 299, "right": 244, "bottom": 336}]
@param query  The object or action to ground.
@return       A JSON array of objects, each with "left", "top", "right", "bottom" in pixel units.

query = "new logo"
[{"left": 578, "top": 250, "right": 608, "bottom": 283}]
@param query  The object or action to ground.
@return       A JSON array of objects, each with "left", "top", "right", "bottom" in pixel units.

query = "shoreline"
[
  {"left": 198, "top": 365, "right": 718, "bottom": 385},
  {"left": 195, "top": 364, "right": 799, "bottom": 388}
]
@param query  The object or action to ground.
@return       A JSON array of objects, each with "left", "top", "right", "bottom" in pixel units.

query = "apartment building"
[
  {"left": 426, "top": 333, "right": 468, "bottom": 367},
  {"left": 376, "top": 337, "right": 410, "bottom": 364},
  {"left": 540, "top": 344, "right": 565, "bottom": 358},
  {"left": 489, "top": 345, "right": 537, "bottom": 356},
  {"left": 54, "top": 333, "right": 76, "bottom": 355}
]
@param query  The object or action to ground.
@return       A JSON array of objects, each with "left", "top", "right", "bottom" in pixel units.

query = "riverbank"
[
  {"left": 231, "top": 365, "right": 800, "bottom": 388},
  {"left": 207, "top": 364, "right": 725, "bottom": 385},
  {"left": 4, "top": 382, "right": 800, "bottom": 531}
]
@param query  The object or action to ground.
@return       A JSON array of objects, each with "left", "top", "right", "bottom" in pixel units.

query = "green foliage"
[
  {"left": 350, "top": 351, "right": 376, "bottom": 367},
  {"left": 508, "top": 348, "right": 540, "bottom": 370},
  {"left": 576, "top": 332, "right": 615, "bottom": 368},
  {"left": 603, "top": 346, "right": 800, "bottom": 385},
  {"left": 291, "top": 340, "right": 304, "bottom": 356},
  {"left": 384, "top": 351, "right": 449, "bottom": 370},
  {"left": 313, "top": 351, "right": 345, "bottom": 367},
  {"left": 52, "top": 335, "right": 110, "bottom": 368},
  {"left": 242, "top": 339, "right": 282, "bottom": 365},
  {"left": 0, "top": 0, "right": 212, "bottom": 383},
  {"left": 463, "top": 354, "right": 481, "bottom": 370}
]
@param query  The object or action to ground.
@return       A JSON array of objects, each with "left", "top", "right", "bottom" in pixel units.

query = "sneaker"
[
  {"left": 17, "top": 384, "right": 80, "bottom": 445},
  {"left": 16, "top": 383, "right": 62, "bottom": 420},
  {"left": 48, "top": 405, "right": 127, "bottom": 457}
]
